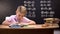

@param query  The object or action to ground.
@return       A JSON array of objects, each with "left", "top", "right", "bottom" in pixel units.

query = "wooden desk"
[{"left": 0, "top": 24, "right": 59, "bottom": 34}]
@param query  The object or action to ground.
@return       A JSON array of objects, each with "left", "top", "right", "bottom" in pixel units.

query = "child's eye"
[
  {"left": 22, "top": 16, "right": 23, "bottom": 17},
  {"left": 18, "top": 15, "right": 21, "bottom": 16},
  {"left": 19, "top": 15, "right": 21, "bottom": 16}
]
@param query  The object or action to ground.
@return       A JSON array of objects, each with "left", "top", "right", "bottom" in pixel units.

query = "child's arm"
[
  {"left": 2, "top": 20, "right": 11, "bottom": 26},
  {"left": 18, "top": 20, "right": 36, "bottom": 25},
  {"left": 18, "top": 17, "right": 36, "bottom": 25},
  {"left": 27, "top": 20, "right": 36, "bottom": 25}
]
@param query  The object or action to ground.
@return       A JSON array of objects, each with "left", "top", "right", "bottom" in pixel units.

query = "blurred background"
[{"left": 0, "top": 0, "right": 60, "bottom": 25}]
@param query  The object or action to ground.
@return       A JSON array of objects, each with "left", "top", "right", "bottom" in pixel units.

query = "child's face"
[{"left": 16, "top": 12, "right": 25, "bottom": 20}]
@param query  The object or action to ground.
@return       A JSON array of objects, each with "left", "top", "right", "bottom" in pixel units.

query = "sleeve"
[
  {"left": 23, "top": 17, "right": 31, "bottom": 23},
  {"left": 5, "top": 17, "right": 12, "bottom": 22}
]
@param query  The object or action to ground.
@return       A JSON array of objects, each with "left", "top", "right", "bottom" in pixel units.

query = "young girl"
[{"left": 2, "top": 6, "right": 36, "bottom": 26}]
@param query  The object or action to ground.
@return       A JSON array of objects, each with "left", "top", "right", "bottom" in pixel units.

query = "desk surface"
[
  {"left": 0, "top": 24, "right": 58, "bottom": 34},
  {"left": 0, "top": 24, "right": 59, "bottom": 29}
]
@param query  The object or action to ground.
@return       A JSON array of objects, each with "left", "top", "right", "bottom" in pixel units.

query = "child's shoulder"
[
  {"left": 6, "top": 15, "right": 16, "bottom": 18},
  {"left": 5, "top": 15, "right": 16, "bottom": 20},
  {"left": 10, "top": 15, "right": 16, "bottom": 17}
]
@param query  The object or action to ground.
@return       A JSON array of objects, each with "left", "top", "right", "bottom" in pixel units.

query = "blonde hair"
[{"left": 16, "top": 6, "right": 27, "bottom": 15}]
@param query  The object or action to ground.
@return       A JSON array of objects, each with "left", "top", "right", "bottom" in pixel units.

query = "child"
[{"left": 2, "top": 6, "right": 36, "bottom": 26}]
